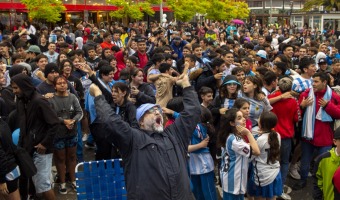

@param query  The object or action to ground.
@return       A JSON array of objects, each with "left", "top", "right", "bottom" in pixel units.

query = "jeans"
[
  {"left": 300, "top": 141, "right": 332, "bottom": 181},
  {"left": 32, "top": 152, "right": 53, "bottom": 193},
  {"left": 280, "top": 138, "right": 292, "bottom": 185},
  {"left": 191, "top": 171, "right": 217, "bottom": 200}
]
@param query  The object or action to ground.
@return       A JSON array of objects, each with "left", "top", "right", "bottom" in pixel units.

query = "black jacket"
[
  {"left": 0, "top": 118, "right": 17, "bottom": 184},
  {"left": 11, "top": 74, "right": 59, "bottom": 154},
  {"left": 196, "top": 66, "right": 217, "bottom": 94},
  {"left": 135, "top": 83, "right": 156, "bottom": 108},
  {"left": 94, "top": 86, "right": 201, "bottom": 200}
]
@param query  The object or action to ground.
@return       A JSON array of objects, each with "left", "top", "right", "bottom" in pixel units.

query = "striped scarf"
[{"left": 302, "top": 86, "right": 333, "bottom": 140}]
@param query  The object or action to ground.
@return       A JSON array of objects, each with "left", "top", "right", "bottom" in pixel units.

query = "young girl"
[
  {"left": 188, "top": 106, "right": 217, "bottom": 200},
  {"left": 218, "top": 108, "right": 260, "bottom": 200},
  {"left": 233, "top": 98, "right": 252, "bottom": 131},
  {"left": 239, "top": 76, "right": 272, "bottom": 128},
  {"left": 248, "top": 112, "right": 282, "bottom": 200}
]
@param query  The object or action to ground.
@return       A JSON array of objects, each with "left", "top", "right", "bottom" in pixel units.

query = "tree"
[
  {"left": 204, "top": 0, "right": 250, "bottom": 21},
  {"left": 166, "top": 0, "right": 207, "bottom": 22},
  {"left": 303, "top": 0, "right": 340, "bottom": 11},
  {"left": 231, "top": 1, "right": 250, "bottom": 20},
  {"left": 107, "top": 0, "right": 159, "bottom": 20},
  {"left": 20, "top": 0, "right": 66, "bottom": 23}
]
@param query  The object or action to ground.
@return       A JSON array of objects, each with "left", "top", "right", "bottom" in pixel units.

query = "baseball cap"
[
  {"left": 135, "top": 37, "right": 146, "bottom": 43},
  {"left": 256, "top": 50, "right": 267, "bottom": 59},
  {"left": 136, "top": 104, "right": 162, "bottom": 122},
  {"left": 173, "top": 37, "right": 181, "bottom": 41},
  {"left": 25, "top": 45, "right": 41, "bottom": 54},
  {"left": 222, "top": 75, "right": 240, "bottom": 86},
  {"left": 318, "top": 58, "right": 327, "bottom": 64},
  {"left": 53, "top": 27, "right": 62, "bottom": 33}
]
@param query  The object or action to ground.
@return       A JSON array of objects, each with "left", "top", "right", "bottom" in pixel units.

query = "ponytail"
[{"left": 267, "top": 130, "right": 280, "bottom": 164}]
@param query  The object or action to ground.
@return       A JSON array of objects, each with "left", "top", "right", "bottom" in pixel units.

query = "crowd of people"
[{"left": 1, "top": 18, "right": 340, "bottom": 200}]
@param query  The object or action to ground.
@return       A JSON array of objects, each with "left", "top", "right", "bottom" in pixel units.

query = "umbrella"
[{"left": 231, "top": 19, "right": 244, "bottom": 25}]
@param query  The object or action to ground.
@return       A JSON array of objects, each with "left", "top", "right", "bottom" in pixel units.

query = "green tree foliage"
[
  {"left": 303, "top": 0, "right": 340, "bottom": 11},
  {"left": 205, "top": 0, "right": 234, "bottom": 21},
  {"left": 20, "top": 0, "right": 66, "bottom": 23},
  {"left": 231, "top": 1, "right": 250, "bottom": 20},
  {"left": 205, "top": 0, "right": 250, "bottom": 21},
  {"left": 107, "top": 0, "right": 158, "bottom": 20},
  {"left": 167, "top": 0, "right": 250, "bottom": 22},
  {"left": 166, "top": 0, "right": 207, "bottom": 22}
]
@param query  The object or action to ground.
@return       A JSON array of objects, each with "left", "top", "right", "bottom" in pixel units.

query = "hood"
[
  {"left": 84, "top": 28, "right": 91, "bottom": 35},
  {"left": 115, "top": 50, "right": 126, "bottom": 67},
  {"left": 11, "top": 73, "right": 35, "bottom": 100},
  {"left": 9, "top": 65, "right": 25, "bottom": 78}
]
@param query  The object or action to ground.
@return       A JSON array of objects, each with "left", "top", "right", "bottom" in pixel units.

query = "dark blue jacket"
[{"left": 94, "top": 86, "right": 200, "bottom": 199}]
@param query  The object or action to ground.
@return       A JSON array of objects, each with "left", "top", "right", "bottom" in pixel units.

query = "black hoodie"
[{"left": 11, "top": 74, "right": 59, "bottom": 154}]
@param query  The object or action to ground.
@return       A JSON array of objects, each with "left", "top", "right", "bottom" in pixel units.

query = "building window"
[{"left": 248, "top": 1, "right": 263, "bottom": 7}]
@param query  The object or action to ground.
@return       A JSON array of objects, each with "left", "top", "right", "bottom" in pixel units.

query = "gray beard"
[{"left": 152, "top": 124, "right": 164, "bottom": 133}]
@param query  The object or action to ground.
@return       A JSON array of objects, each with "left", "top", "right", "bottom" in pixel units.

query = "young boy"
[
  {"left": 313, "top": 128, "right": 340, "bottom": 200},
  {"left": 231, "top": 67, "right": 246, "bottom": 84},
  {"left": 199, "top": 86, "right": 213, "bottom": 108},
  {"left": 86, "top": 46, "right": 100, "bottom": 70}
]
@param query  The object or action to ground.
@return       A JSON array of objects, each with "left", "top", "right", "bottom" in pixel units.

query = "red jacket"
[
  {"left": 299, "top": 88, "right": 340, "bottom": 146},
  {"left": 100, "top": 41, "right": 115, "bottom": 50},
  {"left": 268, "top": 91, "right": 299, "bottom": 139}
]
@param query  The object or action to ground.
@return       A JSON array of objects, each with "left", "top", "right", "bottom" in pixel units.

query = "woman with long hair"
[
  {"left": 38, "top": 34, "right": 49, "bottom": 53},
  {"left": 211, "top": 75, "right": 241, "bottom": 128},
  {"left": 129, "top": 68, "right": 156, "bottom": 108},
  {"left": 239, "top": 76, "right": 272, "bottom": 128}
]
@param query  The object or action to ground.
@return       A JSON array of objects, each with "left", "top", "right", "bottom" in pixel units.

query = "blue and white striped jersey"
[{"left": 220, "top": 134, "right": 251, "bottom": 195}]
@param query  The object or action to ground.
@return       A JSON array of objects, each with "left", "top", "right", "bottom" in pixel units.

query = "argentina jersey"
[
  {"left": 240, "top": 95, "right": 272, "bottom": 127},
  {"left": 220, "top": 134, "right": 251, "bottom": 195},
  {"left": 292, "top": 77, "right": 312, "bottom": 93},
  {"left": 223, "top": 98, "right": 235, "bottom": 109}
]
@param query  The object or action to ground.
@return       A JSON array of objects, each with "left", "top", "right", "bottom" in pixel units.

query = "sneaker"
[
  {"left": 283, "top": 185, "right": 292, "bottom": 194},
  {"left": 278, "top": 193, "right": 291, "bottom": 200},
  {"left": 289, "top": 164, "right": 301, "bottom": 180},
  {"left": 71, "top": 181, "right": 77, "bottom": 192},
  {"left": 59, "top": 183, "right": 67, "bottom": 195},
  {"left": 85, "top": 142, "right": 96, "bottom": 149},
  {"left": 292, "top": 180, "right": 307, "bottom": 190},
  {"left": 82, "top": 133, "right": 89, "bottom": 142}
]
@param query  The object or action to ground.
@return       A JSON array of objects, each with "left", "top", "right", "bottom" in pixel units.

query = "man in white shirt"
[{"left": 43, "top": 43, "right": 59, "bottom": 64}]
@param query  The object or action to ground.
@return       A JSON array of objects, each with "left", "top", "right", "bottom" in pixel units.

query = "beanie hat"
[
  {"left": 44, "top": 63, "right": 59, "bottom": 78},
  {"left": 136, "top": 103, "right": 161, "bottom": 122}
]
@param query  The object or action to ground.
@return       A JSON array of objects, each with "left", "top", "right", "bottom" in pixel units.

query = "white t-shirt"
[{"left": 252, "top": 132, "right": 281, "bottom": 187}]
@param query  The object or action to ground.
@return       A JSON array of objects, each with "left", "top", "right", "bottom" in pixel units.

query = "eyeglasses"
[{"left": 146, "top": 107, "right": 161, "bottom": 114}]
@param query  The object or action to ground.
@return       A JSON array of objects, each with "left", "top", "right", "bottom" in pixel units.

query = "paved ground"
[{"left": 55, "top": 147, "right": 314, "bottom": 200}]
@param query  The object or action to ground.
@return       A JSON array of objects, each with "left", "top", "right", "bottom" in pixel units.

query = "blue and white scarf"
[{"left": 302, "top": 86, "right": 333, "bottom": 140}]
